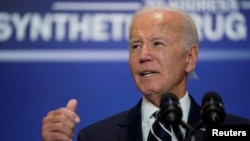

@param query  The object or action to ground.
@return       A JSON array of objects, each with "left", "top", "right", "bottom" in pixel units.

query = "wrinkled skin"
[{"left": 129, "top": 11, "right": 198, "bottom": 107}]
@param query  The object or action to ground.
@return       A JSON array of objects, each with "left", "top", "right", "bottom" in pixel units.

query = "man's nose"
[{"left": 139, "top": 45, "right": 152, "bottom": 63}]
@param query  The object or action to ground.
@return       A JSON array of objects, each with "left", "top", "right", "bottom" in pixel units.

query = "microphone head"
[
  {"left": 202, "top": 91, "right": 223, "bottom": 105},
  {"left": 201, "top": 91, "right": 225, "bottom": 124},
  {"left": 159, "top": 92, "right": 182, "bottom": 124}
]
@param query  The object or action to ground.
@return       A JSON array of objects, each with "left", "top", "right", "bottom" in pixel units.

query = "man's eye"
[
  {"left": 153, "top": 42, "right": 163, "bottom": 46},
  {"left": 130, "top": 45, "right": 140, "bottom": 49}
]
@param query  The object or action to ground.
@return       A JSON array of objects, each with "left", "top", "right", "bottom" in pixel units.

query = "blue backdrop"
[{"left": 0, "top": 0, "right": 250, "bottom": 141}]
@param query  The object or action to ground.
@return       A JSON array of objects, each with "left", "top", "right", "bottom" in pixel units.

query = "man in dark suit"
[{"left": 42, "top": 5, "right": 250, "bottom": 141}]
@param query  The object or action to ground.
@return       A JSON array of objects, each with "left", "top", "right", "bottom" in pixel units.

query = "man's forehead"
[
  {"left": 134, "top": 10, "right": 181, "bottom": 20},
  {"left": 131, "top": 11, "right": 182, "bottom": 31},
  {"left": 131, "top": 11, "right": 182, "bottom": 32}
]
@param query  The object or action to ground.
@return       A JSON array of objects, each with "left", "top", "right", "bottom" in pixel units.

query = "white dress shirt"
[{"left": 141, "top": 92, "right": 191, "bottom": 141}]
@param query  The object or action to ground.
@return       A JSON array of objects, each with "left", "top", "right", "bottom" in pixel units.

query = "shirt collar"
[
  {"left": 179, "top": 91, "right": 191, "bottom": 123},
  {"left": 141, "top": 96, "right": 159, "bottom": 122}
]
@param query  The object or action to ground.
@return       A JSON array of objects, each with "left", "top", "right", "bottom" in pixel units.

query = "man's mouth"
[{"left": 140, "top": 71, "right": 158, "bottom": 77}]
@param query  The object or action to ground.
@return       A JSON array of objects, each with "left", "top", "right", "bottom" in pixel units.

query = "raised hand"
[{"left": 42, "top": 99, "right": 80, "bottom": 141}]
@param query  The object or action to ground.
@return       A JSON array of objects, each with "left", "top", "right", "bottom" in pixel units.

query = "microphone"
[
  {"left": 159, "top": 92, "right": 184, "bottom": 141},
  {"left": 201, "top": 91, "right": 225, "bottom": 125},
  {"left": 159, "top": 92, "right": 182, "bottom": 124}
]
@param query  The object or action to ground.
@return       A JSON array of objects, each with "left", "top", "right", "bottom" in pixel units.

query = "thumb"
[{"left": 66, "top": 99, "right": 78, "bottom": 112}]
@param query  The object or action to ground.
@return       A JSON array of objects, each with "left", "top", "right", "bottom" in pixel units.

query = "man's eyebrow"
[
  {"left": 150, "top": 37, "right": 165, "bottom": 41},
  {"left": 129, "top": 38, "right": 141, "bottom": 44}
]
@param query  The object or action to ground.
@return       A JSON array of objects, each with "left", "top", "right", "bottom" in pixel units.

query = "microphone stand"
[
  {"left": 171, "top": 123, "right": 184, "bottom": 141},
  {"left": 180, "top": 120, "right": 196, "bottom": 141},
  {"left": 179, "top": 119, "right": 206, "bottom": 141}
]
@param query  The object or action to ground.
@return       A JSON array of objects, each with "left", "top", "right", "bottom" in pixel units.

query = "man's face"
[{"left": 129, "top": 11, "right": 191, "bottom": 104}]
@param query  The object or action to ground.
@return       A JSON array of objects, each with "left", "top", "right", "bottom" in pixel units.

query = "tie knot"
[
  {"left": 148, "top": 110, "right": 172, "bottom": 141},
  {"left": 152, "top": 111, "right": 160, "bottom": 119},
  {"left": 152, "top": 110, "right": 171, "bottom": 127}
]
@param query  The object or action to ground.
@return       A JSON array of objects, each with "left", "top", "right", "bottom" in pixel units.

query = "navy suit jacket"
[{"left": 78, "top": 95, "right": 250, "bottom": 141}]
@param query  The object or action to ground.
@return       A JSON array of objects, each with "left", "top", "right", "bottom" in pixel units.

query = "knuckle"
[
  {"left": 55, "top": 122, "right": 64, "bottom": 129},
  {"left": 51, "top": 132, "right": 69, "bottom": 141}
]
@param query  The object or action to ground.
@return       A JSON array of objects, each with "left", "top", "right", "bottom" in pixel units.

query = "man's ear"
[{"left": 185, "top": 45, "right": 199, "bottom": 73}]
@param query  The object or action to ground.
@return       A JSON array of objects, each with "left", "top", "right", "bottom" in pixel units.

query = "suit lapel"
[
  {"left": 184, "top": 95, "right": 205, "bottom": 141},
  {"left": 187, "top": 95, "right": 202, "bottom": 128},
  {"left": 117, "top": 99, "right": 143, "bottom": 141}
]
